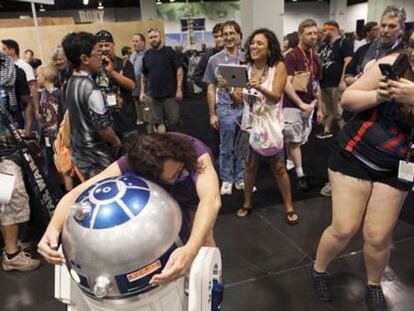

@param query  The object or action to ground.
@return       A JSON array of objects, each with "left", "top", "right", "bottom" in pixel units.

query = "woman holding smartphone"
[{"left": 312, "top": 44, "right": 414, "bottom": 310}]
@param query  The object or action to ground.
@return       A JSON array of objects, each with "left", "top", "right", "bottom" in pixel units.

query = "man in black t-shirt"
[
  {"left": 141, "top": 28, "right": 183, "bottom": 133},
  {"left": 95, "top": 30, "right": 138, "bottom": 151},
  {"left": 345, "top": 9, "right": 406, "bottom": 87},
  {"left": 317, "top": 21, "right": 353, "bottom": 139}
]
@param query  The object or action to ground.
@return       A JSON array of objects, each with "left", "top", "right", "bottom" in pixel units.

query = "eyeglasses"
[
  {"left": 147, "top": 27, "right": 160, "bottom": 33},
  {"left": 160, "top": 163, "right": 186, "bottom": 185}
]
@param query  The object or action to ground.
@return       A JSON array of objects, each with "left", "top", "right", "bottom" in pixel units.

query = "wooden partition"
[{"left": 0, "top": 20, "right": 164, "bottom": 62}]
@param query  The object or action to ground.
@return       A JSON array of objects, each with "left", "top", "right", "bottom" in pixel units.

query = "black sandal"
[
  {"left": 237, "top": 206, "right": 253, "bottom": 218},
  {"left": 285, "top": 211, "right": 299, "bottom": 225}
]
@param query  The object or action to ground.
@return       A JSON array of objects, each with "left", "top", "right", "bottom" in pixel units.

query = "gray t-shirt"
[
  {"left": 130, "top": 50, "right": 145, "bottom": 97},
  {"left": 203, "top": 49, "right": 245, "bottom": 106}
]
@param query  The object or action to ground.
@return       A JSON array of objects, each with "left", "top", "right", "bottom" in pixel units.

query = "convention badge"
[
  {"left": 0, "top": 172, "right": 15, "bottom": 204},
  {"left": 398, "top": 160, "right": 414, "bottom": 183},
  {"left": 105, "top": 93, "right": 117, "bottom": 107}
]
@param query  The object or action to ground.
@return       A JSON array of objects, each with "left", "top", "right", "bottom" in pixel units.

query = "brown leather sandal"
[{"left": 286, "top": 211, "right": 299, "bottom": 225}]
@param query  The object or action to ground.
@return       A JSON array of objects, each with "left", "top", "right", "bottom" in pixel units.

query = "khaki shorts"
[
  {"left": 0, "top": 158, "right": 30, "bottom": 226},
  {"left": 146, "top": 96, "right": 180, "bottom": 126},
  {"left": 283, "top": 104, "right": 315, "bottom": 144}
]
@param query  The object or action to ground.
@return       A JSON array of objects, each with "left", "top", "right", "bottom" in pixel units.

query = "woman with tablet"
[{"left": 225, "top": 28, "right": 298, "bottom": 224}]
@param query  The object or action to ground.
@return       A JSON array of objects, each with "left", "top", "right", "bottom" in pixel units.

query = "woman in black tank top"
[{"left": 312, "top": 45, "right": 414, "bottom": 310}]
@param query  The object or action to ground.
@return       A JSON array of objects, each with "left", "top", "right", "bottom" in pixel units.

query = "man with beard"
[
  {"left": 140, "top": 28, "right": 183, "bottom": 133},
  {"left": 283, "top": 19, "right": 324, "bottom": 191},
  {"left": 95, "top": 30, "right": 137, "bottom": 151},
  {"left": 316, "top": 21, "right": 353, "bottom": 139},
  {"left": 345, "top": 6, "right": 406, "bottom": 86}
]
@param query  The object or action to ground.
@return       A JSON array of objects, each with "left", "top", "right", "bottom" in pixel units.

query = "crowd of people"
[{"left": 1, "top": 4, "right": 414, "bottom": 310}]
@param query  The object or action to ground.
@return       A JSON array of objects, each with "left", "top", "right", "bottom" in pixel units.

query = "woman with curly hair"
[
  {"left": 226, "top": 28, "right": 297, "bottom": 223},
  {"left": 38, "top": 132, "right": 221, "bottom": 285}
]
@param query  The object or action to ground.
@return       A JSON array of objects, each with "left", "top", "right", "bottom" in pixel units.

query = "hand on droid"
[
  {"left": 37, "top": 226, "right": 66, "bottom": 265},
  {"left": 149, "top": 245, "right": 197, "bottom": 285}
]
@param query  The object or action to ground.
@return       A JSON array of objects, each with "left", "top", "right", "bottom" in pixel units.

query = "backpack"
[
  {"left": 53, "top": 112, "right": 72, "bottom": 174},
  {"left": 53, "top": 112, "right": 84, "bottom": 182}
]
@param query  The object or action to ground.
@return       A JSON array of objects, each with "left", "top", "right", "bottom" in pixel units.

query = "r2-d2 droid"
[{"left": 55, "top": 174, "right": 223, "bottom": 311}]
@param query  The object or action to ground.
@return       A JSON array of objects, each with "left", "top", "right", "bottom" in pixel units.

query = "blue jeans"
[{"left": 216, "top": 103, "right": 244, "bottom": 183}]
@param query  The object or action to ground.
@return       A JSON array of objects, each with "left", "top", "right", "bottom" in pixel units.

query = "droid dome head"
[{"left": 62, "top": 174, "right": 188, "bottom": 300}]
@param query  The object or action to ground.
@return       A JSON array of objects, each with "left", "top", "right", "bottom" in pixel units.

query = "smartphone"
[{"left": 379, "top": 63, "right": 398, "bottom": 80}]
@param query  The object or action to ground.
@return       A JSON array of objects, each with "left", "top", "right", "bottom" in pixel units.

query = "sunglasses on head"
[{"left": 147, "top": 27, "right": 160, "bottom": 33}]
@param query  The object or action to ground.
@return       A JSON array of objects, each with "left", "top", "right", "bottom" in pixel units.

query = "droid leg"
[
  {"left": 188, "top": 247, "right": 224, "bottom": 311},
  {"left": 55, "top": 263, "right": 91, "bottom": 311}
]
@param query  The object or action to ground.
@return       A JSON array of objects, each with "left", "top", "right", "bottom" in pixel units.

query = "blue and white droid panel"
[{"left": 74, "top": 174, "right": 150, "bottom": 229}]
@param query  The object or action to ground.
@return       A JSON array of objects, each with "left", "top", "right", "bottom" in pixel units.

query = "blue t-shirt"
[{"left": 203, "top": 49, "right": 245, "bottom": 106}]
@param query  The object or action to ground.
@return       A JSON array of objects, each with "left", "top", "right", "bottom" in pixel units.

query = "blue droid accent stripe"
[
  {"left": 113, "top": 243, "right": 178, "bottom": 298},
  {"left": 74, "top": 174, "right": 150, "bottom": 230}
]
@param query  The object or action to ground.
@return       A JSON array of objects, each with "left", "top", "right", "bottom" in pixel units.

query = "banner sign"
[{"left": 181, "top": 18, "right": 205, "bottom": 32}]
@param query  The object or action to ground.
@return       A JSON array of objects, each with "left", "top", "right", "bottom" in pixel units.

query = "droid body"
[{"left": 57, "top": 174, "right": 223, "bottom": 311}]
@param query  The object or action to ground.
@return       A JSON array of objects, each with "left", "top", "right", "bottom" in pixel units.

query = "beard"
[
  {"left": 379, "top": 36, "right": 394, "bottom": 49},
  {"left": 151, "top": 40, "right": 161, "bottom": 49},
  {"left": 302, "top": 39, "right": 316, "bottom": 50}
]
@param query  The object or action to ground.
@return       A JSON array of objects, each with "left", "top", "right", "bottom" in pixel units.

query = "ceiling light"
[
  {"left": 98, "top": 1, "right": 104, "bottom": 10},
  {"left": 39, "top": 4, "right": 45, "bottom": 12},
  {"left": 170, "top": 0, "right": 175, "bottom": 2},
  {"left": 83, "top": 0, "right": 89, "bottom": 5}
]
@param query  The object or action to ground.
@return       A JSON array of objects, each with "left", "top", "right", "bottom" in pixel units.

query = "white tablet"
[{"left": 219, "top": 64, "right": 248, "bottom": 88}]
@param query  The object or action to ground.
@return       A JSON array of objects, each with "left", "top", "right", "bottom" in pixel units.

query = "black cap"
[{"left": 95, "top": 30, "right": 114, "bottom": 43}]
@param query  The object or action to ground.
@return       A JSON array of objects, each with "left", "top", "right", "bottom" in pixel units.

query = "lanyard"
[
  {"left": 248, "top": 64, "right": 268, "bottom": 82},
  {"left": 224, "top": 49, "right": 243, "bottom": 64},
  {"left": 245, "top": 64, "right": 268, "bottom": 112},
  {"left": 375, "top": 39, "right": 399, "bottom": 59},
  {"left": 298, "top": 46, "right": 314, "bottom": 79}
]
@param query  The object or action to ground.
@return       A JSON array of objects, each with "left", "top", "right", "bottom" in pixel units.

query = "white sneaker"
[
  {"left": 320, "top": 182, "right": 332, "bottom": 196},
  {"left": 220, "top": 182, "right": 233, "bottom": 195},
  {"left": 2, "top": 250, "right": 41, "bottom": 272},
  {"left": 234, "top": 181, "right": 257, "bottom": 192},
  {"left": 286, "top": 159, "right": 295, "bottom": 171}
]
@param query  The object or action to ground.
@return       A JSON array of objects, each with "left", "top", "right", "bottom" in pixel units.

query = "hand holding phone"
[{"left": 379, "top": 63, "right": 398, "bottom": 80}]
